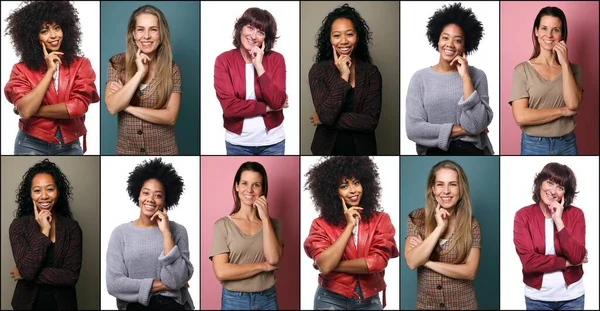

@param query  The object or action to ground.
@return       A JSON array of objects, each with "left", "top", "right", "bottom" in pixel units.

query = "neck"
[
  {"left": 240, "top": 47, "right": 253, "bottom": 64},
  {"left": 435, "top": 58, "right": 458, "bottom": 73},
  {"left": 534, "top": 50, "right": 558, "bottom": 66},
  {"left": 136, "top": 213, "right": 158, "bottom": 228},
  {"left": 234, "top": 204, "right": 258, "bottom": 221},
  {"left": 539, "top": 202, "right": 553, "bottom": 218}
]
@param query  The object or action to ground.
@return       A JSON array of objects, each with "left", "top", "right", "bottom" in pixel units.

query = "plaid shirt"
[
  {"left": 406, "top": 208, "right": 481, "bottom": 310},
  {"left": 107, "top": 53, "right": 181, "bottom": 155}
]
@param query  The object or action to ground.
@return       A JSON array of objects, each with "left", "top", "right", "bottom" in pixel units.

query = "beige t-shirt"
[
  {"left": 209, "top": 216, "right": 283, "bottom": 292},
  {"left": 509, "top": 61, "right": 582, "bottom": 137}
]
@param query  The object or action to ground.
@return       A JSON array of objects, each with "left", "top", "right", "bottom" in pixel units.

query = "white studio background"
[
  {"left": 100, "top": 156, "right": 200, "bottom": 310},
  {"left": 500, "top": 156, "right": 599, "bottom": 310},
  {"left": 0, "top": 1, "right": 101, "bottom": 155},
  {"left": 200, "top": 1, "right": 300, "bottom": 155},
  {"left": 400, "top": 1, "right": 499, "bottom": 155},
  {"left": 299, "top": 156, "right": 400, "bottom": 310}
]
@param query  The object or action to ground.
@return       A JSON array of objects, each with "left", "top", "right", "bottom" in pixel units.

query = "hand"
[
  {"left": 151, "top": 279, "right": 171, "bottom": 292},
  {"left": 450, "top": 124, "right": 468, "bottom": 138},
  {"left": 253, "top": 195, "right": 269, "bottom": 221},
  {"left": 483, "top": 127, "right": 489, "bottom": 135},
  {"left": 553, "top": 40, "right": 569, "bottom": 67},
  {"left": 341, "top": 196, "right": 362, "bottom": 228},
  {"left": 310, "top": 111, "right": 322, "bottom": 126},
  {"left": 434, "top": 203, "right": 449, "bottom": 230},
  {"left": 150, "top": 209, "right": 170, "bottom": 234},
  {"left": 33, "top": 202, "right": 52, "bottom": 235},
  {"left": 550, "top": 197, "right": 565, "bottom": 223},
  {"left": 261, "top": 261, "right": 278, "bottom": 272},
  {"left": 183, "top": 282, "right": 190, "bottom": 289},
  {"left": 10, "top": 266, "right": 22, "bottom": 281},
  {"left": 560, "top": 106, "right": 578, "bottom": 117},
  {"left": 108, "top": 80, "right": 123, "bottom": 94},
  {"left": 250, "top": 42, "right": 265, "bottom": 68},
  {"left": 332, "top": 45, "right": 351, "bottom": 80},
  {"left": 135, "top": 47, "right": 150, "bottom": 76},
  {"left": 41, "top": 41, "right": 63, "bottom": 74},
  {"left": 408, "top": 235, "right": 423, "bottom": 249},
  {"left": 450, "top": 52, "right": 469, "bottom": 78}
]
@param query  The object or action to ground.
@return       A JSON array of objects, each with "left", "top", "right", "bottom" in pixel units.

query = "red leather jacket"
[
  {"left": 304, "top": 211, "right": 399, "bottom": 307},
  {"left": 4, "top": 56, "right": 99, "bottom": 152}
]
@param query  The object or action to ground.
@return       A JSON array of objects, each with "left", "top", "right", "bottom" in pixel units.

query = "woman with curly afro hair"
[
  {"left": 4, "top": 1, "right": 99, "bottom": 155},
  {"left": 8, "top": 158, "right": 83, "bottom": 310},
  {"left": 308, "top": 4, "right": 382, "bottom": 156},
  {"left": 106, "top": 158, "right": 194, "bottom": 310},
  {"left": 304, "top": 156, "right": 398, "bottom": 310},
  {"left": 405, "top": 3, "right": 494, "bottom": 155}
]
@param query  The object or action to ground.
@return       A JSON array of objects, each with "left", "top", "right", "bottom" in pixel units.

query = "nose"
[
  {"left": 340, "top": 35, "right": 348, "bottom": 44},
  {"left": 442, "top": 186, "right": 450, "bottom": 194},
  {"left": 40, "top": 190, "right": 49, "bottom": 199}
]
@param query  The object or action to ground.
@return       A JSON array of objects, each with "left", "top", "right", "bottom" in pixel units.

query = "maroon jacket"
[
  {"left": 304, "top": 212, "right": 398, "bottom": 307},
  {"left": 4, "top": 56, "right": 99, "bottom": 152},
  {"left": 513, "top": 203, "right": 586, "bottom": 289},
  {"left": 9, "top": 215, "right": 83, "bottom": 310},
  {"left": 214, "top": 48, "right": 287, "bottom": 135},
  {"left": 308, "top": 59, "right": 382, "bottom": 155}
]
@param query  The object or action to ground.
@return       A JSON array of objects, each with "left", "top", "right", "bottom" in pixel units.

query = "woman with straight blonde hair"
[
  {"left": 104, "top": 4, "right": 182, "bottom": 155},
  {"left": 404, "top": 160, "right": 481, "bottom": 310}
]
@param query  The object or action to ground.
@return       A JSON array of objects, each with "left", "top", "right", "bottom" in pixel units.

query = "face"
[
  {"left": 535, "top": 15, "right": 563, "bottom": 51},
  {"left": 39, "top": 22, "right": 63, "bottom": 52},
  {"left": 432, "top": 168, "right": 460, "bottom": 209},
  {"left": 330, "top": 18, "right": 357, "bottom": 56},
  {"left": 240, "top": 24, "right": 265, "bottom": 52},
  {"left": 31, "top": 173, "right": 58, "bottom": 212},
  {"left": 133, "top": 13, "right": 160, "bottom": 55},
  {"left": 138, "top": 179, "right": 165, "bottom": 217},
  {"left": 235, "top": 170, "right": 263, "bottom": 207},
  {"left": 338, "top": 177, "right": 363, "bottom": 207},
  {"left": 539, "top": 179, "right": 565, "bottom": 207},
  {"left": 438, "top": 23, "right": 465, "bottom": 62}
]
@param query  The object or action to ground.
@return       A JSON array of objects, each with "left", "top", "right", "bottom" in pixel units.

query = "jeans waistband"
[
  {"left": 523, "top": 130, "right": 575, "bottom": 141},
  {"left": 223, "top": 285, "right": 276, "bottom": 297}
]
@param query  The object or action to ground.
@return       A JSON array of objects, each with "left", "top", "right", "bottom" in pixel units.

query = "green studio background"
[
  {"left": 100, "top": 1, "right": 199, "bottom": 155},
  {"left": 400, "top": 156, "right": 500, "bottom": 310}
]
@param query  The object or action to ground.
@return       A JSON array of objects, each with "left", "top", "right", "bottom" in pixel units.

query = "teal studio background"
[
  {"left": 400, "top": 156, "right": 500, "bottom": 310},
  {"left": 100, "top": 1, "right": 199, "bottom": 155}
]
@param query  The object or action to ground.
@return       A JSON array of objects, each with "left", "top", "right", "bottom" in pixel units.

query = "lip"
[
  {"left": 443, "top": 48, "right": 456, "bottom": 56},
  {"left": 338, "top": 46, "right": 351, "bottom": 54},
  {"left": 347, "top": 195, "right": 360, "bottom": 202},
  {"left": 143, "top": 203, "right": 156, "bottom": 211},
  {"left": 38, "top": 202, "right": 52, "bottom": 209}
]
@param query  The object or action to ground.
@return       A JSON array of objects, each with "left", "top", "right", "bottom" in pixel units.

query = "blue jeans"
[
  {"left": 221, "top": 286, "right": 278, "bottom": 310},
  {"left": 314, "top": 284, "right": 382, "bottom": 310},
  {"left": 14, "top": 129, "right": 82, "bottom": 155},
  {"left": 225, "top": 140, "right": 285, "bottom": 155},
  {"left": 525, "top": 294, "right": 584, "bottom": 310},
  {"left": 521, "top": 131, "right": 578, "bottom": 155}
]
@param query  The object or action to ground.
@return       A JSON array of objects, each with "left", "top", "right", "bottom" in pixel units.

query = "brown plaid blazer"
[{"left": 107, "top": 53, "right": 181, "bottom": 155}]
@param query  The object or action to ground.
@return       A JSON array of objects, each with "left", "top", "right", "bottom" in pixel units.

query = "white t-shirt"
[
  {"left": 53, "top": 64, "right": 59, "bottom": 93},
  {"left": 225, "top": 63, "right": 285, "bottom": 146},
  {"left": 525, "top": 218, "right": 584, "bottom": 301}
]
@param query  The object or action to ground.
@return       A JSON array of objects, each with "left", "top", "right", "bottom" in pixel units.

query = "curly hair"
[
  {"left": 14, "top": 158, "right": 73, "bottom": 219},
  {"left": 232, "top": 7, "right": 279, "bottom": 53},
  {"left": 4, "top": 1, "right": 83, "bottom": 71},
  {"left": 304, "top": 156, "right": 382, "bottom": 226},
  {"left": 532, "top": 162, "right": 578, "bottom": 209},
  {"left": 314, "top": 3, "right": 373, "bottom": 63},
  {"left": 426, "top": 2, "right": 484, "bottom": 55},
  {"left": 126, "top": 158, "right": 184, "bottom": 210}
]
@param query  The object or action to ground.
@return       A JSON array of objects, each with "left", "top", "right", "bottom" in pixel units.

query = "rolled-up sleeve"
[{"left": 65, "top": 58, "right": 99, "bottom": 118}]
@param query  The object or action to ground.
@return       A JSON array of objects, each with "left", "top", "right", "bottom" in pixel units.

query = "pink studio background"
[
  {"left": 200, "top": 156, "right": 300, "bottom": 310},
  {"left": 500, "top": 1, "right": 599, "bottom": 155}
]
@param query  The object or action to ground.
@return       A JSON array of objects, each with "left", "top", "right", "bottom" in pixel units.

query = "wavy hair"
[
  {"left": 232, "top": 7, "right": 279, "bottom": 53},
  {"left": 532, "top": 162, "right": 578, "bottom": 208}
]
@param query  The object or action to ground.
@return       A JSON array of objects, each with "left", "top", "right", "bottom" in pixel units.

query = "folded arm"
[
  {"left": 36, "top": 223, "right": 82, "bottom": 286},
  {"left": 257, "top": 56, "right": 287, "bottom": 110},
  {"left": 9, "top": 220, "right": 51, "bottom": 281},
  {"left": 124, "top": 92, "right": 181, "bottom": 126},
  {"left": 334, "top": 67, "right": 382, "bottom": 132},
  {"left": 511, "top": 99, "right": 569, "bottom": 127},
  {"left": 404, "top": 226, "right": 444, "bottom": 270},
  {"left": 211, "top": 253, "right": 267, "bottom": 281},
  {"left": 159, "top": 227, "right": 193, "bottom": 290},
  {"left": 104, "top": 71, "right": 145, "bottom": 115},
  {"left": 262, "top": 218, "right": 283, "bottom": 266},
  {"left": 308, "top": 64, "right": 352, "bottom": 126},
  {"left": 561, "top": 65, "right": 582, "bottom": 111},
  {"left": 514, "top": 212, "right": 567, "bottom": 273},
  {"left": 458, "top": 73, "right": 493, "bottom": 134},
  {"left": 556, "top": 211, "right": 587, "bottom": 265},
  {"left": 7, "top": 65, "right": 53, "bottom": 120},
  {"left": 424, "top": 247, "right": 480, "bottom": 280}
]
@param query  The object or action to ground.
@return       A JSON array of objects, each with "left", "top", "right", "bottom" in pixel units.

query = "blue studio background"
[
  {"left": 100, "top": 1, "right": 199, "bottom": 155},
  {"left": 400, "top": 156, "right": 500, "bottom": 310}
]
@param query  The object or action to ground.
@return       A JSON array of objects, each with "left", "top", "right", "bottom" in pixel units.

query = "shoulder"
[
  {"left": 216, "top": 49, "right": 238, "bottom": 61},
  {"left": 513, "top": 61, "right": 530, "bottom": 73},
  {"left": 265, "top": 50, "right": 284, "bottom": 61},
  {"left": 408, "top": 207, "right": 425, "bottom": 219},
  {"left": 408, "top": 67, "right": 432, "bottom": 83},
  {"left": 110, "top": 222, "right": 133, "bottom": 237},
  {"left": 108, "top": 53, "right": 126, "bottom": 70},
  {"left": 309, "top": 60, "right": 334, "bottom": 78},
  {"left": 471, "top": 216, "right": 480, "bottom": 229},
  {"left": 214, "top": 216, "right": 232, "bottom": 228},
  {"left": 515, "top": 203, "right": 537, "bottom": 217},
  {"left": 168, "top": 220, "right": 188, "bottom": 236},
  {"left": 9, "top": 216, "right": 33, "bottom": 231},
  {"left": 566, "top": 205, "right": 584, "bottom": 216},
  {"left": 59, "top": 216, "right": 81, "bottom": 228},
  {"left": 468, "top": 65, "right": 487, "bottom": 79}
]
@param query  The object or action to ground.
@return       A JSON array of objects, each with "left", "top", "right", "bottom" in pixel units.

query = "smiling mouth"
[
  {"left": 443, "top": 48, "right": 456, "bottom": 56},
  {"left": 347, "top": 195, "right": 359, "bottom": 201},
  {"left": 38, "top": 202, "right": 52, "bottom": 209},
  {"left": 144, "top": 204, "right": 156, "bottom": 211}
]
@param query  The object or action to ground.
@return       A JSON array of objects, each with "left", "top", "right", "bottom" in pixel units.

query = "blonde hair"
[
  {"left": 424, "top": 160, "right": 473, "bottom": 264},
  {"left": 125, "top": 5, "right": 173, "bottom": 109}
]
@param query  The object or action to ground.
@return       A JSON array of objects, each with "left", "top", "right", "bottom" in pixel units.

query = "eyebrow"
[
  {"left": 441, "top": 32, "right": 463, "bottom": 38},
  {"left": 332, "top": 28, "right": 355, "bottom": 33},
  {"left": 142, "top": 187, "right": 163, "bottom": 193}
]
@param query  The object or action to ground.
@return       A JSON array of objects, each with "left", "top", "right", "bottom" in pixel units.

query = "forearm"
[
  {"left": 151, "top": 279, "right": 169, "bottom": 292},
  {"left": 124, "top": 106, "right": 176, "bottom": 126},
  {"left": 561, "top": 66, "right": 581, "bottom": 111},
  {"left": 262, "top": 219, "right": 282, "bottom": 265},
  {"left": 424, "top": 261, "right": 475, "bottom": 280},
  {"left": 513, "top": 107, "right": 565, "bottom": 126},
  {"left": 33, "top": 103, "right": 71, "bottom": 119},
  {"left": 36, "top": 267, "right": 79, "bottom": 286},
  {"left": 215, "top": 262, "right": 265, "bottom": 281},
  {"left": 450, "top": 124, "right": 469, "bottom": 138},
  {"left": 17, "top": 71, "right": 54, "bottom": 119},
  {"left": 462, "top": 75, "right": 475, "bottom": 101},
  {"left": 405, "top": 227, "right": 443, "bottom": 270},
  {"left": 316, "top": 226, "right": 353, "bottom": 274},
  {"left": 333, "top": 258, "right": 370, "bottom": 274},
  {"left": 105, "top": 73, "right": 143, "bottom": 115},
  {"left": 163, "top": 232, "right": 175, "bottom": 255}
]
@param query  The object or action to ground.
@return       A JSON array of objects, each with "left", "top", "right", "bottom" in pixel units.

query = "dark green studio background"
[
  {"left": 100, "top": 1, "right": 199, "bottom": 155},
  {"left": 400, "top": 156, "right": 500, "bottom": 310}
]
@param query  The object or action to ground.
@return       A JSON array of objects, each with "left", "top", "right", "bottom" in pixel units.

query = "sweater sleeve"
[
  {"left": 159, "top": 224, "right": 194, "bottom": 290},
  {"left": 557, "top": 208, "right": 587, "bottom": 265},
  {"left": 257, "top": 53, "right": 287, "bottom": 110},
  {"left": 334, "top": 65, "right": 382, "bottom": 132},
  {"left": 365, "top": 213, "right": 399, "bottom": 273},
  {"left": 106, "top": 227, "right": 154, "bottom": 306},
  {"left": 458, "top": 69, "right": 493, "bottom": 134},
  {"left": 513, "top": 209, "right": 566, "bottom": 274},
  {"left": 405, "top": 71, "right": 453, "bottom": 150},
  {"left": 309, "top": 63, "right": 352, "bottom": 126}
]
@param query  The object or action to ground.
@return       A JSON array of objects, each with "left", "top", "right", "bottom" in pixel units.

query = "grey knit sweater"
[
  {"left": 405, "top": 66, "right": 494, "bottom": 155},
  {"left": 106, "top": 221, "right": 194, "bottom": 310}
]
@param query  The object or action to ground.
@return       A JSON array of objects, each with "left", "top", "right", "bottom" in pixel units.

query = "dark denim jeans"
[
  {"left": 221, "top": 286, "right": 278, "bottom": 310},
  {"left": 225, "top": 139, "right": 285, "bottom": 155},
  {"left": 314, "top": 283, "right": 382, "bottom": 310},
  {"left": 126, "top": 295, "right": 185, "bottom": 310},
  {"left": 525, "top": 294, "right": 584, "bottom": 310},
  {"left": 14, "top": 129, "right": 82, "bottom": 155},
  {"left": 521, "top": 131, "right": 578, "bottom": 155}
]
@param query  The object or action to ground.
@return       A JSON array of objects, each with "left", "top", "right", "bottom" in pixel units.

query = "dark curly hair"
[
  {"left": 232, "top": 7, "right": 279, "bottom": 53},
  {"left": 314, "top": 3, "right": 373, "bottom": 63},
  {"left": 14, "top": 158, "right": 73, "bottom": 219},
  {"left": 532, "top": 162, "right": 578, "bottom": 209},
  {"left": 304, "top": 156, "right": 382, "bottom": 226},
  {"left": 426, "top": 2, "right": 484, "bottom": 55},
  {"left": 4, "top": 1, "right": 83, "bottom": 71},
  {"left": 126, "top": 158, "right": 185, "bottom": 210}
]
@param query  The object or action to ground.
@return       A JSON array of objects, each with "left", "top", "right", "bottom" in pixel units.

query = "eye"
[
  {"left": 258, "top": 31, "right": 265, "bottom": 36},
  {"left": 353, "top": 180, "right": 360, "bottom": 185},
  {"left": 33, "top": 189, "right": 40, "bottom": 193}
]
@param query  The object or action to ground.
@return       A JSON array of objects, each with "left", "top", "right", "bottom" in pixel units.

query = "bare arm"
[
  {"left": 561, "top": 65, "right": 582, "bottom": 111},
  {"left": 424, "top": 247, "right": 481, "bottom": 280},
  {"left": 33, "top": 104, "right": 70, "bottom": 119},
  {"left": 212, "top": 253, "right": 270, "bottom": 282},
  {"left": 404, "top": 226, "right": 444, "bottom": 270},
  {"left": 262, "top": 218, "right": 282, "bottom": 266},
  {"left": 315, "top": 225, "right": 353, "bottom": 274},
  {"left": 333, "top": 258, "right": 370, "bottom": 274},
  {"left": 104, "top": 72, "right": 144, "bottom": 115},
  {"left": 511, "top": 99, "right": 574, "bottom": 126},
  {"left": 124, "top": 93, "right": 181, "bottom": 126}
]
